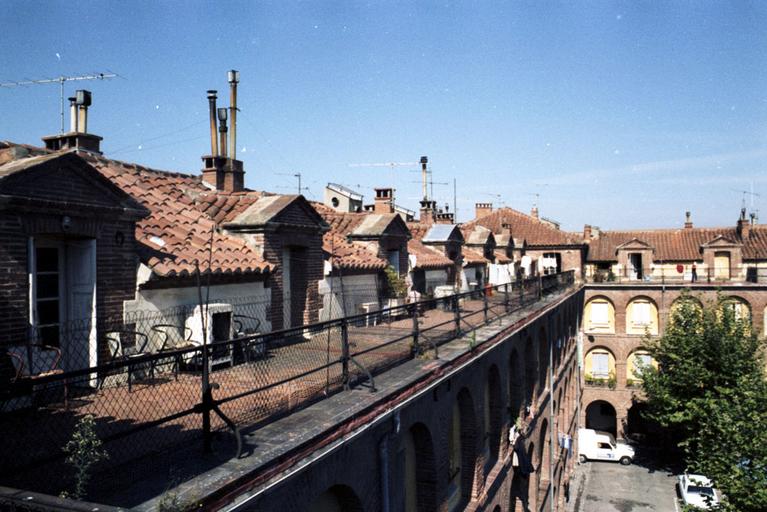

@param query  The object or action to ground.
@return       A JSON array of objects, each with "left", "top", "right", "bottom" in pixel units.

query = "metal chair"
[
  {"left": 103, "top": 330, "right": 149, "bottom": 392},
  {"left": 150, "top": 324, "right": 195, "bottom": 379},
  {"left": 233, "top": 314, "right": 264, "bottom": 362},
  {"left": 4, "top": 343, "right": 67, "bottom": 409}
]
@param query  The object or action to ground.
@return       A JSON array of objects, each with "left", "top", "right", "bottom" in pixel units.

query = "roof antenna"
[{"left": 1, "top": 72, "right": 118, "bottom": 133}]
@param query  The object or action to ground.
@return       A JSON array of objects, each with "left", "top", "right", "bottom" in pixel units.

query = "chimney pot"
[
  {"left": 684, "top": 211, "right": 693, "bottom": 229},
  {"left": 583, "top": 224, "right": 592, "bottom": 240},
  {"left": 207, "top": 90, "right": 219, "bottom": 156},
  {"left": 374, "top": 187, "right": 394, "bottom": 213},
  {"left": 475, "top": 202, "right": 493, "bottom": 219}
]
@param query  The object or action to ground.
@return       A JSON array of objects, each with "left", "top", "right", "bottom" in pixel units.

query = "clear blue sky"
[{"left": 2, "top": 1, "right": 766, "bottom": 230}]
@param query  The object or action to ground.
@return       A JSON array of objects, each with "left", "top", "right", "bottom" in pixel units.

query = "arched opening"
[
  {"left": 484, "top": 365, "right": 503, "bottom": 472},
  {"left": 524, "top": 335, "right": 537, "bottom": 402},
  {"left": 509, "top": 349, "right": 524, "bottom": 423},
  {"left": 626, "top": 296, "right": 659, "bottom": 335},
  {"left": 404, "top": 422, "right": 437, "bottom": 512},
  {"left": 584, "top": 347, "right": 616, "bottom": 386},
  {"left": 307, "top": 484, "right": 364, "bottom": 512},
  {"left": 447, "top": 388, "right": 477, "bottom": 511},
  {"left": 584, "top": 296, "right": 615, "bottom": 334},
  {"left": 585, "top": 400, "right": 617, "bottom": 436},
  {"left": 626, "top": 350, "right": 656, "bottom": 387},
  {"left": 536, "top": 419, "right": 550, "bottom": 509},
  {"left": 537, "top": 327, "right": 549, "bottom": 395},
  {"left": 721, "top": 296, "right": 751, "bottom": 322}
]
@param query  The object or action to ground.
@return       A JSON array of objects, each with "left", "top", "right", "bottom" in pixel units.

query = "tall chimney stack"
[
  {"left": 217, "top": 108, "right": 228, "bottom": 158},
  {"left": 583, "top": 224, "right": 592, "bottom": 240},
  {"left": 68, "top": 97, "right": 78, "bottom": 133},
  {"left": 207, "top": 90, "right": 219, "bottom": 156},
  {"left": 684, "top": 211, "right": 693, "bottom": 229},
  {"left": 420, "top": 156, "right": 428, "bottom": 200},
  {"left": 228, "top": 70, "right": 239, "bottom": 160},
  {"left": 76, "top": 90, "right": 91, "bottom": 134}
]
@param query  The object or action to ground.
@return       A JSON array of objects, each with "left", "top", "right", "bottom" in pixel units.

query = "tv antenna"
[
  {"left": 730, "top": 187, "right": 761, "bottom": 210},
  {"left": 276, "top": 171, "right": 308, "bottom": 195},
  {"left": 1, "top": 72, "right": 118, "bottom": 133}
]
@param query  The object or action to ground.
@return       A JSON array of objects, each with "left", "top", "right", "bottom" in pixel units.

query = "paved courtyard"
[{"left": 568, "top": 447, "right": 682, "bottom": 512}]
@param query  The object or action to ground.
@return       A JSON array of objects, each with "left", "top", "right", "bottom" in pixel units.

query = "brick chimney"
[
  {"left": 419, "top": 199, "right": 436, "bottom": 224},
  {"left": 434, "top": 212, "right": 454, "bottom": 224},
  {"left": 41, "top": 90, "right": 102, "bottom": 154},
  {"left": 531, "top": 206, "right": 539, "bottom": 219},
  {"left": 737, "top": 208, "right": 751, "bottom": 240},
  {"left": 201, "top": 88, "right": 244, "bottom": 192},
  {"left": 684, "top": 211, "right": 693, "bottom": 229},
  {"left": 374, "top": 188, "right": 394, "bottom": 214},
  {"left": 475, "top": 202, "right": 493, "bottom": 219},
  {"left": 583, "top": 224, "right": 592, "bottom": 241}
]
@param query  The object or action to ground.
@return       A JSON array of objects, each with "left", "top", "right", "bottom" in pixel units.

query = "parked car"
[
  {"left": 677, "top": 473, "right": 720, "bottom": 509},
  {"left": 577, "top": 428, "right": 635, "bottom": 465}
]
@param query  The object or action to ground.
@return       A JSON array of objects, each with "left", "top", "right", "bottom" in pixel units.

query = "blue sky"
[{"left": 2, "top": 1, "right": 766, "bottom": 230}]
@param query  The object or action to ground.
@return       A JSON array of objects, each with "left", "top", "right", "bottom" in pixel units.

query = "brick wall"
[{"left": 252, "top": 288, "right": 584, "bottom": 511}]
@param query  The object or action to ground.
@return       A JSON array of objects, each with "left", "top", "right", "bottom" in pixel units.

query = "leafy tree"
[{"left": 640, "top": 291, "right": 767, "bottom": 512}]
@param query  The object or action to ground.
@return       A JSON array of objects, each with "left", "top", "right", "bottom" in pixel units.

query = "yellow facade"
[
  {"left": 625, "top": 297, "right": 659, "bottom": 335},
  {"left": 584, "top": 347, "right": 616, "bottom": 381},
  {"left": 626, "top": 351, "right": 657, "bottom": 383},
  {"left": 584, "top": 296, "right": 615, "bottom": 333}
]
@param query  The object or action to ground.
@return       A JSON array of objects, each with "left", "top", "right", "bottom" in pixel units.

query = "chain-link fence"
[{"left": 0, "top": 271, "right": 574, "bottom": 498}]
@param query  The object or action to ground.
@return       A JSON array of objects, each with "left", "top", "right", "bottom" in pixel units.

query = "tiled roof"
[
  {"left": 586, "top": 226, "right": 767, "bottom": 262},
  {"left": 462, "top": 247, "right": 488, "bottom": 266},
  {"left": 423, "top": 224, "right": 462, "bottom": 243},
  {"left": 81, "top": 154, "right": 271, "bottom": 278},
  {"left": 407, "top": 222, "right": 454, "bottom": 270},
  {"left": 314, "top": 203, "right": 388, "bottom": 271},
  {"left": 494, "top": 250, "right": 513, "bottom": 264},
  {"left": 461, "top": 225, "right": 494, "bottom": 246},
  {"left": 464, "top": 207, "right": 581, "bottom": 246}
]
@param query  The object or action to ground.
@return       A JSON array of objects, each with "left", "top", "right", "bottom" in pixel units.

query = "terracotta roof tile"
[
  {"left": 81, "top": 154, "right": 270, "bottom": 278},
  {"left": 463, "top": 207, "right": 581, "bottom": 246},
  {"left": 407, "top": 222, "right": 454, "bottom": 270},
  {"left": 314, "top": 204, "right": 388, "bottom": 271},
  {"left": 586, "top": 225, "right": 767, "bottom": 262},
  {"left": 462, "top": 247, "right": 488, "bottom": 266}
]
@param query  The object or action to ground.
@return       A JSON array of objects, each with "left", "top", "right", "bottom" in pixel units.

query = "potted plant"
[{"left": 383, "top": 265, "right": 408, "bottom": 309}]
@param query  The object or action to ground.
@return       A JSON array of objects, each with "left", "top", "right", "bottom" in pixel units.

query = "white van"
[{"left": 578, "top": 428, "right": 635, "bottom": 465}]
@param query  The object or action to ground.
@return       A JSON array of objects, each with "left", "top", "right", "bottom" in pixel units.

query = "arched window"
[
  {"left": 721, "top": 296, "right": 751, "bottom": 322},
  {"left": 484, "top": 366, "right": 503, "bottom": 473},
  {"left": 626, "top": 350, "right": 656, "bottom": 386},
  {"left": 625, "top": 297, "right": 659, "bottom": 335},
  {"left": 584, "top": 347, "right": 616, "bottom": 385},
  {"left": 404, "top": 423, "right": 437, "bottom": 512},
  {"left": 584, "top": 296, "right": 615, "bottom": 333},
  {"left": 447, "top": 389, "right": 477, "bottom": 511}
]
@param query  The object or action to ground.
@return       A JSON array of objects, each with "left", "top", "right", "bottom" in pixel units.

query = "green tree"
[{"left": 640, "top": 292, "right": 767, "bottom": 512}]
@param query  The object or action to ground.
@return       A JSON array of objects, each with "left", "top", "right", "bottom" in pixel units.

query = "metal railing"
[
  {"left": 0, "top": 271, "right": 574, "bottom": 499},
  {"left": 586, "top": 265, "right": 767, "bottom": 285}
]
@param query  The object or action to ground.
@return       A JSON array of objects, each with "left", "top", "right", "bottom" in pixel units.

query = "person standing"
[{"left": 691, "top": 262, "right": 698, "bottom": 283}]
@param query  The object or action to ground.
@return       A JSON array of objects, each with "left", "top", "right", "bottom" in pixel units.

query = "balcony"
[
  {"left": 585, "top": 265, "right": 767, "bottom": 285},
  {"left": 0, "top": 272, "right": 576, "bottom": 506}
]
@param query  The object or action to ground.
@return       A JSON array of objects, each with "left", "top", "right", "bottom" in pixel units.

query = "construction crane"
[{"left": 1, "top": 72, "right": 118, "bottom": 133}]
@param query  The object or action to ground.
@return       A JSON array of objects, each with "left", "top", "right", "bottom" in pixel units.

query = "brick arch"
[
  {"left": 449, "top": 387, "right": 478, "bottom": 508},
  {"left": 721, "top": 294, "right": 752, "bottom": 320},
  {"left": 404, "top": 422, "right": 437, "bottom": 512},
  {"left": 535, "top": 418, "right": 550, "bottom": 508},
  {"left": 583, "top": 345, "right": 617, "bottom": 381},
  {"left": 625, "top": 295, "right": 660, "bottom": 333},
  {"left": 585, "top": 399, "right": 618, "bottom": 436},
  {"left": 537, "top": 326, "right": 549, "bottom": 395},
  {"left": 524, "top": 335, "right": 537, "bottom": 403},
  {"left": 584, "top": 295, "right": 616, "bottom": 334},
  {"left": 307, "top": 484, "right": 365, "bottom": 512},
  {"left": 485, "top": 365, "right": 504, "bottom": 469},
  {"left": 509, "top": 348, "right": 525, "bottom": 422}
]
